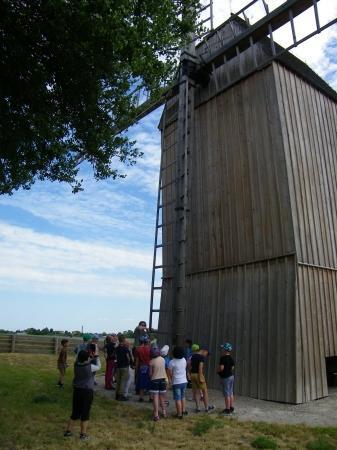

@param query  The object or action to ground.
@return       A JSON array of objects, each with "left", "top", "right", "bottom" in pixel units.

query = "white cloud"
[{"left": 0, "top": 222, "right": 151, "bottom": 299}]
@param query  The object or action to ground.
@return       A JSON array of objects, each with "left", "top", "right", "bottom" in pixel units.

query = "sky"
[{"left": 1, "top": 0, "right": 337, "bottom": 334}]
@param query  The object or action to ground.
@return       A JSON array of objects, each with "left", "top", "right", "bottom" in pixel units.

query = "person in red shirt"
[{"left": 135, "top": 335, "right": 151, "bottom": 402}]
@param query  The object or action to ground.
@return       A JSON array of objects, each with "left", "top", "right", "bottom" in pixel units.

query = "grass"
[
  {"left": 1, "top": 354, "right": 337, "bottom": 449},
  {"left": 251, "top": 436, "right": 278, "bottom": 449}
]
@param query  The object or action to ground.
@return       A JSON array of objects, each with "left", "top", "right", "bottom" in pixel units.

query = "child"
[
  {"left": 168, "top": 346, "right": 188, "bottom": 419},
  {"left": 218, "top": 342, "right": 235, "bottom": 415},
  {"left": 74, "top": 333, "right": 91, "bottom": 357},
  {"left": 91, "top": 334, "right": 100, "bottom": 386},
  {"left": 149, "top": 347, "right": 167, "bottom": 421},
  {"left": 135, "top": 335, "right": 151, "bottom": 402},
  {"left": 115, "top": 334, "right": 131, "bottom": 401},
  {"left": 104, "top": 335, "right": 116, "bottom": 390},
  {"left": 184, "top": 339, "right": 193, "bottom": 388},
  {"left": 189, "top": 344, "right": 214, "bottom": 413},
  {"left": 57, "top": 339, "right": 69, "bottom": 388},
  {"left": 64, "top": 349, "right": 101, "bottom": 441}
]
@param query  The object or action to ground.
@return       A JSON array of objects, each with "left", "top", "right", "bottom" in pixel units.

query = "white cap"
[{"left": 160, "top": 345, "right": 169, "bottom": 356}]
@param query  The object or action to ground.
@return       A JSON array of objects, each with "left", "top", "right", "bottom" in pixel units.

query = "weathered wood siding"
[
  {"left": 184, "top": 256, "right": 297, "bottom": 403},
  {"left": 275, "top": 63, "right": 337, "bottom": 402},
  {"left": 158, "top": 19, "right": 337, "bottom": 402}
]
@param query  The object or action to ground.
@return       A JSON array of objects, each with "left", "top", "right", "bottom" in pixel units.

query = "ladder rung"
[
  {"left": 150, "top": 309, "right": 169, "bottom": 313},
  {"left": 159, "top": 200, "right": 175, "bottom": 209},
  {"left": 153, "top": 287, "right": 162, "bottom": 290},
  {"left": 199, "top": 16, "right": 212, "bottom": 26},
  {"left": 156, "top": 242, "right": 173, "bottom": 248},
  {"left": 160, "top": 179, "right": 176, "bottom": 190},
  {"left": 157, "top": 220, "right": 174, "bottom": 228},
  {"left": 161, "top": 160, "right": 176, "bottom": 171},
  {"left": 198, "top": 3, "right": 211, "bottom": 13}
]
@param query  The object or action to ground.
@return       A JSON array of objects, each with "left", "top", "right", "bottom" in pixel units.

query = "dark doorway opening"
[{"left": 326, "top": 357, "right": 337, "bottom": 386}]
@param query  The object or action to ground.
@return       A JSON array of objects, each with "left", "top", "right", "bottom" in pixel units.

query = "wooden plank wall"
[
  {"left": 189, "top": 66, "right": 295, "bottom": 273},
  {"left": 184, "top": 256, "right": 296, "bottom": 403},
  {"left": 158, "top": 64, "right": 301, "bottom": 402},
  {"left": 274, "top": 62, "right": 337, "bottom": 402}
]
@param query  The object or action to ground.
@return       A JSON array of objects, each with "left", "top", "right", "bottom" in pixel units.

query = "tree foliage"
[{"left": 0, "top": 0, "right": 200, "bottom": 194}]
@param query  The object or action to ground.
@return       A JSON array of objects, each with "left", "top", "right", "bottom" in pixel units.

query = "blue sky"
[{"left": 1, "top": 1, "right": 337, "bottom": 334}]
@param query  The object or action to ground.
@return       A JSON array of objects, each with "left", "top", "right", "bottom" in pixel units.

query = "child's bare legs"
[
  {"left": 159, "top": 393, "right": 167, "bottom": 416},
  {"left": 139, "top": 389, "right": 144, "bottom": 400},
  {"left": 80, "top": 420, "right": 89, "bottom": 435},
  {"left": 58, "top": 370, "right": 65, "bottom": 385},
  {"left": 192, "top": 387, "right": 201, "bottom": 410},
  {"left": 181, "top": 397, "right": 186, "bottom": 413},
  {"left": 65, "top": 418, "right": 75, "bottom": 432},
  {"left": 201, "top": 387, "right": 209, "bottom": 409},
  {"left": 175, "top": 399, "right": 182, "bottom": 416},
  {"left": 225, "top": 395, "right": 231, "bottom": 410},
  {"left": 152, "top": 393, "right": 159, "bottom": 417}
]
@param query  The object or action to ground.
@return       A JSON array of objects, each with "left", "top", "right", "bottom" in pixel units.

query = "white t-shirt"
[{"left": 168, "top": 357, "right": 187, "bottom": 385}]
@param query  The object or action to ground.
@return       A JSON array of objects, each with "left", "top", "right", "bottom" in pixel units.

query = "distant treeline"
[{"left": 0, "top": 328, "right": 135, "bottom": 338}]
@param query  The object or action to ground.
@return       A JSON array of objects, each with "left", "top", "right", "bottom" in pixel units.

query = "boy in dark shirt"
[
  {"left": 57, "top": 339, "right": 68, "bottom": 388},
  {"left": 218, "top": 342, "right": 235, "bottom": 415},
  {"left": 64, "top": 349, "right": 101, "bottom": 441},
  {"left": 115, "top": 334, "right": 131, "bottom": 401},
  {"left": 189, "top": 344, "right": 214, "bottom": 412}
]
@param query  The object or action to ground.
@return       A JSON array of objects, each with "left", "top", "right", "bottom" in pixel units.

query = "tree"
[{"left": 0, "top": 0, "right": 201, "bottom": 195}]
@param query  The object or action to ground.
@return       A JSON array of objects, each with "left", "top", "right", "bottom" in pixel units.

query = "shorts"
[
  {"left": 172, "top": 382, "right": 187, "bottom": 401},
  {"left": 70, "top": 387, "right": 93, "bottom": 421},
  {"left": 150, "top": 378, "right": 167, "bottom": 394},
  {"left": 191, "top": 373, "right": 207, "bottom": 390},
  {"left": 222, "top": 375, "right": 234, "bottom": 397},
  {"left": 136, "top": 365, "right": 150, "bottom": 391}
]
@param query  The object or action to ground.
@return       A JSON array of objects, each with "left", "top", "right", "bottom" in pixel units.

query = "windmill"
[{"left": 130, "top": 0, "right": 337, "bottom": 403}]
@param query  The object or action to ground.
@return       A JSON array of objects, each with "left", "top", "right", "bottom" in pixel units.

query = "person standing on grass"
[
  {"left": 168, "top": 346, "right": 188, "bottom": 419},
  {"left": 57, "top": 339, "right": 69, "bottom": 388},
  {"left": 104, "top": 335, "right": 116, "bottom": 390},
  {"left": 64, "top": 349, "right": 101, "bottom": 441},
  {"left": 74, "top": 333, "right": 91, "bottom": 358},
  {"left": 218, "top": 342, "right": 235, "bottom": 415},
  {"left": 115, "top": 334, "right": 131, "bottom": 401},
  {"left": 135, "top": 335, "right": 151, "bottom": 402},
  {"left": 189, "top": 344, "right": 215, "bottom": 413},
  {"left": 149, "top": 347, "right": 167, "bottom": 421}
]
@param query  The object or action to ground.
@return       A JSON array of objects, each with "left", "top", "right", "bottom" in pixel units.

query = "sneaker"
[
  {"left": 206, "top": 405, "right": 215, "bottom": 412},
  {"left": 63, "top": 430, "right": 72, "bottom": 437},
  {"left": 153, "top": 416, "right": 160, "bottom": 422},
  {"left": 80, "top": 433, "right": 89, "bottom": 441},
  {"left": 222, "top": 408, "right": 231, "bottom": 415},
  {"left": 230, "top": 407, "right": 235, "bottom": 414},
  {"left": 183, "top": 410, "right": 188, "bottom": 416},
  {"left": 195, "top": 408, "right": 201, "bottom": 413},
  {"left": 174, "top": 414, "right": 183, "bottom": 419}
]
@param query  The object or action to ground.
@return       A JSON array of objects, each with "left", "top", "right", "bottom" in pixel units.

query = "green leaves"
[{"left": 0, "top": 0, "right": 201, "bottom": 194}]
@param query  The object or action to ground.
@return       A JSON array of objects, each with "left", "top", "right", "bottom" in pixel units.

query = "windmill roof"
[{"left": 197, "top": 14, "right": 337, "bottom": 103}]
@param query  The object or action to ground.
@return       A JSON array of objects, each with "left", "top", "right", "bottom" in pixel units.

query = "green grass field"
[{"left": 1, "top": 354, "right": 337, "bottom": 449}]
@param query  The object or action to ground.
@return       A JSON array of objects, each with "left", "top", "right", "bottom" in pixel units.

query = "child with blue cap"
[{"left": 218, "top": 342, "right": 235, "bottom": 415}]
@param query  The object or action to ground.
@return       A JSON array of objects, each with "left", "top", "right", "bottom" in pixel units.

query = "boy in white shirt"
[{"left": 168, "top": 346, "right": 188, "bottom": 419}]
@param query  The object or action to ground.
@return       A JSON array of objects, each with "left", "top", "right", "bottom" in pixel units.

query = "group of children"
[{"left": 57, "top": 326, "right": 235, "bottom": 441}]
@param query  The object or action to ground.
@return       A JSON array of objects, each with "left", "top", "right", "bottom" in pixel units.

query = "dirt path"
[{"left": 95, "top": 373, "right": 337, "bottom": 427}]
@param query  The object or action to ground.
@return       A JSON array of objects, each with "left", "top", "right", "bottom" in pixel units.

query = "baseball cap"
[
  {"left": 220, "top": 342, "right": 232, "bottom": 352},
  {"left": 191, "top": 344, "right": 200, "bottom": 352}
]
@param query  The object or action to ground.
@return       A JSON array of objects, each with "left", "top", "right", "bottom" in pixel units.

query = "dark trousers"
[{"left": 105, "top": 359, "right": 115, "bottom": 389}]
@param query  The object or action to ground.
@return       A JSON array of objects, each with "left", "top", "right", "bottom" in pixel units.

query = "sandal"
[{"left": 153, "top": 415, "right": 160, "bottom": 422}]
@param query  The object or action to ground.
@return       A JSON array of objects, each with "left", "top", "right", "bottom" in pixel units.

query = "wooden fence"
[{"left": 0, "top": 334, "right": 83, "bottom": 355}]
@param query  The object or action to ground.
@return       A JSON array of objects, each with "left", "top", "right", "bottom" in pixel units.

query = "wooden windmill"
[{"left": 131, "top": 0, "right": 337, "bottom": 403}]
